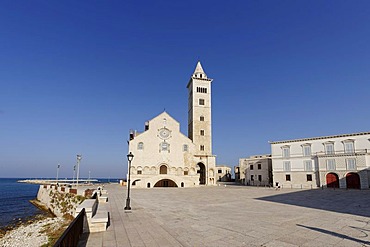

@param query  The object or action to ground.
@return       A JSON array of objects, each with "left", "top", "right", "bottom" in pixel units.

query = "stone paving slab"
[{"left": 82, "top": 184, "right": 370, "bottom": 247}]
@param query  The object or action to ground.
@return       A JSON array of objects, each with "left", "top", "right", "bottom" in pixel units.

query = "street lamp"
[
  {"left": 124, "top": 152, "right": 134, "bottom": 210},
  {"left": 76, "top": 154, "right": 82, "bottom": 187},
  {"left": 73, "top": 165, "right": 76, "bottom": 184},
  {"left": 56, "top": 164, "right": 60, "bottom": 183}
]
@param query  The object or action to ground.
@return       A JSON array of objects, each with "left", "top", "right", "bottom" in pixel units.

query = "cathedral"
[{"left": 127, "top": 62, "right": 217, "bottom": 188}]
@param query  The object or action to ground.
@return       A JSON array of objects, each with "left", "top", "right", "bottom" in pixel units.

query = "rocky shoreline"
[
  {"left": 0, "top": 214, "right": 66, "bottom": 247},
  {"left": 0, "top": 199, "right": 69, "bottom": 247}
]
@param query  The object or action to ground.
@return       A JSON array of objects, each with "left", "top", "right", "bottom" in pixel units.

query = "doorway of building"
[
  {"left": 326, "top": 173, "right": 339, "bottom": 188},
  {"left": 346, "top": 172, "right": 360, "bottom": 189},
  {"left": 154, "top": 179, "right": 177, "bottom": 187},
  {"left": 197, "top": 163, "right": 206, "bottom": 185}
]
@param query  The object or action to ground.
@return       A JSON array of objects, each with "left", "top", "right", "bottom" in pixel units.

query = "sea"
[{"left": 0, "top": 177, "right": 120, "bottom": 229}]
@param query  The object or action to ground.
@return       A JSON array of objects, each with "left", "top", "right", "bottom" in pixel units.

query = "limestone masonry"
[{"left": 128, "top": 62, "right": 217, "bottom": 188}]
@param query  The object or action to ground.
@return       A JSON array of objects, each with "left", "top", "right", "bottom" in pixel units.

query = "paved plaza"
[{"left": 81, "top": 184, "right": 370, "bottom": 247}]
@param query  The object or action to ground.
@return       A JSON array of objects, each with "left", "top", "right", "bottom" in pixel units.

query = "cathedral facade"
[{"left": 127, "top": 62, "right": 217, "bottom": 188}]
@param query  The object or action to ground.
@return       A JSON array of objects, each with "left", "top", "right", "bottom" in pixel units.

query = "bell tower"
[{"left": 187, "top": 61, "right": 213, "bottom": 156}]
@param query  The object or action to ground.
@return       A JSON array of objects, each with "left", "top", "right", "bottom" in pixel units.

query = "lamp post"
[
  {"left": 56, "top": 164, "right": 60, "bottom": 183},
  {"left": 73, "top": 165, "right": 76, "bottom": 184},
  {"left": 124, "top": 152, "right": 134, "bottom": 210},
  {"left": 76, "top": 154, "right": 82, "bottom": 187}
]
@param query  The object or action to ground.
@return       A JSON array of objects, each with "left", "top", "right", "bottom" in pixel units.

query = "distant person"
[{"left": 275, "top": 182, "right": 280, "bottom": 190}]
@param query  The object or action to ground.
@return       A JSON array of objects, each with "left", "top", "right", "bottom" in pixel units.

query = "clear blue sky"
[{"left": 1, "top": 1, "right": 370, "bottom": 178}]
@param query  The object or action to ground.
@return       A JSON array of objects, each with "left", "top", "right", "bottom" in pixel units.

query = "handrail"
[{"left": 53, "top": 208, "right": 85, "bottom": 247}]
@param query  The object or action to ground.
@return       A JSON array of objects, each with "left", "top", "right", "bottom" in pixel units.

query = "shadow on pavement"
[
  {"left": 256, "top": 189, "right": 370, "bottom": 217},
  {"left": 297, "top": 224, "right": 370, "bottom": 245}
]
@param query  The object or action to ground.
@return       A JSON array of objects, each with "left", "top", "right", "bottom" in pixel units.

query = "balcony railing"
[
  {"left": 315, "top": 149, "right": 369, "bottom": 156},
  {"left": 272, "top": 149, "right": 369, "bottom": 159}
]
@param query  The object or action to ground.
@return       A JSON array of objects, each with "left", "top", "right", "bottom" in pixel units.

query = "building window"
[
  {"left": 200, "top": 145, "right": 204, "bottom": 151},
  {"left": 137, "top": 142, "right": 144, "bottom": 150},
  {"left": 200, "top": 130, "right": 205, "bottom": 136},
  {"left": 306, "top": 174, "right": 312, "bottom": 181},
  {"left": 258, "top": 175, "right": 262, "bottom": 182},
  {"left": 199, "top": 99, "right": 205, "bottom": 105},
  {"left": 251, "top": 175, "right": 254, "bottom": 181},
  {"left": 303, "top": 145, "right": 311, "bottom": 156},
  {"left": 304, "top": 160, "right": 312, "bottom": 171},
  {"left": 200, "top": 116, "right": 204, "bottom": 121},
  {"left": 160, "top": 142, "right": 170, "bottom": 152},
  {"left": 325, "top": 142, "right": 335, "bottom": 155},
  {"left": 286, "top": 174, "right": 291, "bottom": 181},
  {"left": 160, "top": 165, "right": 167, "bottom": 174},
  {"left": 283, "top": 161, "right": 291, "bottom": 171},
  {"left": 326, "top": 159, "right": 336, "bottom": 170},
  {"left": 346, "top": 158, "right": 356, "bottom": 170},
  {"left": 196, "top": 87, "right": 207, "bottom": 93},
  {"left": 282, "top": 146, "right": 290, "bottom": 158},
  {"left": 184, "top": 171, "right": 189, "bottom": 175},
  {"left": 218, "top": 169, "right": 222, "bottom": 173},
  {"left": 257, "top": 163, "right": 261, "bottom": 170},
  {"left": 250, "top": 165, "right": 254, "bottom": 170},
  {"left": 183, "top": 144, "right": 188, "bottom": 152},
  {"left": 137, "top": 170, "right": 142, "bottom": 175},
  {"left": 344, "top": 141, "right": 355, "bottom": 154}
]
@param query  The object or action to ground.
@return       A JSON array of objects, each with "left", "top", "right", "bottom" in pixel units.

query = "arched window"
[
  {"left": 137, "top": 166, "right": 142, "bottom": 175},
  {"left": 160, "top": 165, "right": 167, "bottom": 174},
  {"left": 138, "top": 142, "right": 144, "bottom": 150}
]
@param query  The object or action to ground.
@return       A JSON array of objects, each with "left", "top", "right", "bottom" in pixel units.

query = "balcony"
[{"left": 315, "top": 149, "right": 369, "bottom": 157}]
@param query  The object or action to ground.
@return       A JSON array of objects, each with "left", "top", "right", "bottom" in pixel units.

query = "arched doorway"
[
  {"left": 160, "top": 165, "right": 167, "bottom": 174},
  {"left": 326, "top": 173, "right": 339, "bottom": 188},
  {"left": 154, "top": 179, "right": 178, "bottom": 187},
  {"left": 197, "top": 163, "right": 206, "bottom": 185},
  {"left": 346, "top": 173, "right": 360, "bottom": 189}
]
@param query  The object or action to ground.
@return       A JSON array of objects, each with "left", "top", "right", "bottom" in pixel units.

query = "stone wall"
[{"left": 36, "top": 185, "right": 85, "bottom": 217}]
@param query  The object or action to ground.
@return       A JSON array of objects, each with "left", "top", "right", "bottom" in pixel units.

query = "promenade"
[{"left": 80, "top": 184, "right": 370, "bottom": 247}]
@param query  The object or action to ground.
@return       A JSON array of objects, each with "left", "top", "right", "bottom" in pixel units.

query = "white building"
[
  {"left": 239, "top": 154, "right": 272, "bottom": 186},
  {"left": 270, "top": 132, "right": 370, "bottom": 189},
  {"left": 127, "top": 62, "right": 217, "bottom": 188},
  {"left": 215, "top": 165, "right": 232, "bottom": 182}
]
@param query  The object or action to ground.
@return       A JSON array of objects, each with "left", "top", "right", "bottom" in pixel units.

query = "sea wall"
[{"left": 36, "top": 185, "right": 86, "bottom": 217}]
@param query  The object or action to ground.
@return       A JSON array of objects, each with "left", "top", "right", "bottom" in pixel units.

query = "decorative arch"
[
  {"left": 154, "top": 179, "right": 178, "bottom": 187},
  {"left": 326, "top": 173, "right": 339, "bottom": 188},
  {"left": 177, "top": 167, "right": 183, "bottom": 175},
  {"left": 137, "top": 166, "right": 142, "bottom": 175},
  {"left": 197, "top": 163, "right": 206, "bottom": 185},
  {"left": 151, "top": 166, "right": 156, "bottom": 174},
  {"left": 160, "top": 164, "right": 168, "bottom": 174},
  {"left": 346, "top": 172, "right": 360, "bottom": 189},
  {"left": 143, "top": 166, "right": 150, "bottom": 174},
  {"left": 132, "top": 179, "right": 141, "bottom": 186}
]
